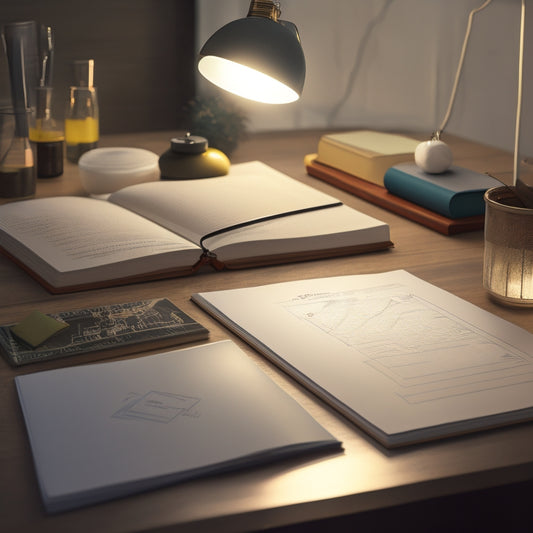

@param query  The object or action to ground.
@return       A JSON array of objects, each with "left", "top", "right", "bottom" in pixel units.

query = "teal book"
[{"left": 383, "top": 163, "right": 501, "bottom": 219}]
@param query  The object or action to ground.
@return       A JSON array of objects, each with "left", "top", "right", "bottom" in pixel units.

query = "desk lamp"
[{"left": 197, "top": 0, "right": 305, "bottom": 104}]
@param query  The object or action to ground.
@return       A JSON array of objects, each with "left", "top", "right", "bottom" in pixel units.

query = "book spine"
[{"left": 384, "top": 167, "right": 456, "bottom": 218}]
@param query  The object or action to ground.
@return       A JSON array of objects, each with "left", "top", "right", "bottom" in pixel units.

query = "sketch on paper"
[
  {"left": 281, "top": 283, "right": 533, "bottom": 403},
  {"left": 113, "top": 391, "right": 201, "bottom": 423}
]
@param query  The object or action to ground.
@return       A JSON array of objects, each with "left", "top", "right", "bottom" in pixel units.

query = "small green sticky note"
[{"left": 10, "top": 311, "right": 69, "bottom": 348}]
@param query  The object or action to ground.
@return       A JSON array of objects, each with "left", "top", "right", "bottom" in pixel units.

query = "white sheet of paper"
[
  {"left": 192, "top": 270, "right": 533, "bottom": 446},
  {"left": 15, "top": 340, "right": 340, "bottom": 512}
]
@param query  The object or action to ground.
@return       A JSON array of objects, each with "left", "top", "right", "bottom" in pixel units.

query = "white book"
[
  {"left": 0, "top": 161, "right": 391, "bottom": 293},
  {"left": 192, "top": 270, "right": 533, "bottom": 447},
  {"left": 15, "top": 340, "right": 340, "bottom": 513}
]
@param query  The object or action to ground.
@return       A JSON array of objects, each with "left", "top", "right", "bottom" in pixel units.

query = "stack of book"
[{"left": 305, "top": 130, "right": 501, "bottom": 235}]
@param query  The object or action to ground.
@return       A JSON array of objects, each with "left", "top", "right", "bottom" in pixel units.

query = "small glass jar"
[
  {"left": 0, "top": 108, "right": 36, "bottom": 198},
  {"left": 483, "top": 186, "right": 533, "bottom": 307},
  {"left": 29, "top": 87, "right": 64, "bottom": 178},
  {"left": 64, "top": 60, "right": 99, "bottom": 163}
]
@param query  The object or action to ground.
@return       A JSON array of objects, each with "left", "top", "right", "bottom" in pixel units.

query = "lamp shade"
[{"left": 198, "top": 16, "right": 306, "bottom": 104}]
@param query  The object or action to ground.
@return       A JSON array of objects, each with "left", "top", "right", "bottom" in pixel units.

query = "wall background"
[
  {"left": 1, "top": 0, "right": 530, "bottom": 155},
  {"left": 197, "top": 0, "right": 533, "bottom": 155},
  {"left": 0, "top": 0, "right": 195, "bottom": 134}
]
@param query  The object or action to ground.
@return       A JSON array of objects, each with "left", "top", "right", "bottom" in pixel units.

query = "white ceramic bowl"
[{"left": 78, "top": 147, "right": 160, "bottom": 196}]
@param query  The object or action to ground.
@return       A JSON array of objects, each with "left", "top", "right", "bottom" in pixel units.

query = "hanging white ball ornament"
[{"left": 415, "top": 140, "right": 453, "bottom": 174}]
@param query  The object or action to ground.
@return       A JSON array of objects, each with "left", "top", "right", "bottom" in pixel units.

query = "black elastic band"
[{"left": 199, "top": 201, "right": 343, "bottom": 254}]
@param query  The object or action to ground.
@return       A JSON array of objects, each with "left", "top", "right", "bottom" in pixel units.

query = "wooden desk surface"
[{"left": 2, "top": 130, "right": 533, "bottom": 532}]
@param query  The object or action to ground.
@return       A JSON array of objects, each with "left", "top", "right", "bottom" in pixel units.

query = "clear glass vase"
[{"left": 483, "top": 186, "right": 533, "bottom": 307}]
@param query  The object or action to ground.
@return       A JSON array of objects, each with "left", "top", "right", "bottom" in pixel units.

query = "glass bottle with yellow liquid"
[{"left": 65, "top": 59, "right": 99, "bottom": 163}]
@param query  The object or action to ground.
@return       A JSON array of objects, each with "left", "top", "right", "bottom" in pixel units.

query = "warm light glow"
[
  {"left": 198, "top": 56, "right": 299, "bottom": 104},
  {"left": 484, "top": 242, "right": 533, "bottom": 303}
]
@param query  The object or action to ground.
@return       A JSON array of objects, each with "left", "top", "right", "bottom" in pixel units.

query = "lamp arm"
[
  {"left": 513, "top": 0, "right": 533, "bottom": 208},
  {"left": 436, "top": 0, "right": 492, "bottom": 138},
  {"left": 513, "top": 0, "right": 525, "bottom": 188}
]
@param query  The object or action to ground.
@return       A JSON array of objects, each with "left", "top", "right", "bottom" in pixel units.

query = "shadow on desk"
[{"left": 264, "top": 479, "right": 533, "bottom": 533}]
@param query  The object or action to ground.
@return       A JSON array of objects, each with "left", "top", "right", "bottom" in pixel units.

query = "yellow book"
[{"left": 316, "top": 130, "right": 420, "bottom": 186}]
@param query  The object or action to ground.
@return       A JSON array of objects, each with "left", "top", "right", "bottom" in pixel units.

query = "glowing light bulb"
[{"left": 198, "top": 56, "right": 299, "bottom": 104}]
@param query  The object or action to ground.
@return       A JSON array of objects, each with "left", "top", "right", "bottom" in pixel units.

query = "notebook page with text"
[{"left": 0, "top": 197, "right": 200, "bottom": 286}]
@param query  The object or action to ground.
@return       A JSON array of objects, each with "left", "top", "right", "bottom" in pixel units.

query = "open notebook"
[{"left": 0, "top": 161, "right": 391, "bottom": 293}]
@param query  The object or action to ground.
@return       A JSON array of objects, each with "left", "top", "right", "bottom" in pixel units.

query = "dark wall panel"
[{"left": 0, "top": 0, "right": 196, "bottom": 133}]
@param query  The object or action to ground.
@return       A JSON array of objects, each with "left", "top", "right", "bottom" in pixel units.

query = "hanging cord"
[
  {"left": 513, "top": 0, "right": 525, "bottom": 187},
  {"left": 327, "top": 0, "right": 396, "bottom": 126},
  {"left": 435, "top": 0, "right": 492, "bottom": 139}
]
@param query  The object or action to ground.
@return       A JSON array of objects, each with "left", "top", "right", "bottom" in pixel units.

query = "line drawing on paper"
[
  {"left": 113, "top": 391, "right": 201, "bottom": 423},
  {"left": 281, "top": 283, "right": 533, "bottom": 403}
]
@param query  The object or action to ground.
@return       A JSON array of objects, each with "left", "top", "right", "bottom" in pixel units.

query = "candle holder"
[{"left": 483, "top": 186, "right": 533, "bottom": 307}]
